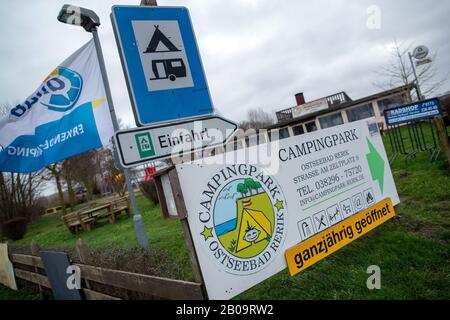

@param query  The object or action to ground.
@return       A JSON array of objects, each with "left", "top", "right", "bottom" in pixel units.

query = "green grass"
[
  {"left": 0, "top": 285, "right": 39, "bottom": 300},
  {"left": 2, "top": 124, "right": 449, "bottom": 300},
  {"left": 14, "top": 198, "right": 193, "bottom": 281}
]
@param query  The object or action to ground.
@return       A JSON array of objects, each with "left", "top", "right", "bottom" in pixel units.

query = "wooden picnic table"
[
  {"left": 81, "top": 203, "right": 113, "bottom": 220},
  {"left": 62, "top": 196, "right": 131, "bottom": 234}
]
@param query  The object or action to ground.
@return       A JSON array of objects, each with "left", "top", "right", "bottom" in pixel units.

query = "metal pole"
[
  {"left": 91, "top": 28, "right": 149, "bottom": 250},
  {"left": 408, "top": 52, "right": 423, "bottom": 100}
]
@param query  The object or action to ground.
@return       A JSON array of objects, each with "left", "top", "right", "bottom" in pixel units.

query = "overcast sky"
[{"left": 1, "top": 0, "right": 449, "bottom": 127}]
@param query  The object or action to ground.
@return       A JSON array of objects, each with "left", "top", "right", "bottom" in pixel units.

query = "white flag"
[{"left": 0, "top": 39, "right": 114, "bottom": 173}]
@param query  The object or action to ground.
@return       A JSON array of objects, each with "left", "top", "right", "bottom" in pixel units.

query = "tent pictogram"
[{"left": 144, "top": 25, "right": 180, "bottom": 53}]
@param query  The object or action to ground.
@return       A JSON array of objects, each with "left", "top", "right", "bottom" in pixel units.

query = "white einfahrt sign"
[
  {"left": 176, "top": 118, "right": 400, "bottom": 300},
  {"left": 114, "top": 115, "right": 237, "bottom": 168}
]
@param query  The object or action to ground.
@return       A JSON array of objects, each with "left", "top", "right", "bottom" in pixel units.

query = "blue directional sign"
[
  {"left": 111, "top": 6, "right": 213, "bottom": 126},
  {"left": 384, "top": 98, "right": 442, "bottom": 125}
]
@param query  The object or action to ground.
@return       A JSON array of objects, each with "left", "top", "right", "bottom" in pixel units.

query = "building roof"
[{"left": 268, "top": 83, "right": 416, "bottom": 129}]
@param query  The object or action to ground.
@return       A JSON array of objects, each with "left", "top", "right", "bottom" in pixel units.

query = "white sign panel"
[
  {"left": 412, "top": 45, "right": 429, "bottom": 60},
  {"left": 132, "top": 20, "right": 194, "bottom": 92},
  {"left": 416, "top": 57, "right": 432, "bottom": 67},
  {"left": 176, "top": 118, "right": 399, "bottom": 300},
  {"left": 114, "top": 116, "right": 237, "bottom": 168},
  {"left": 292, "top": 99, "right": 329, "bottom": 118}
]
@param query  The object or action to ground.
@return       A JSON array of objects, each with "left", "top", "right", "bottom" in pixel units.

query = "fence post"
[
  {"left": 435, "top": 116, "right": 450, "bottom": 170},
  {"left": 76, "top": 239, "right": 91, "bottom": 264},
  {"left": 30, "top": 240, "right": 43, "bottom": 297},
  {"left": 76, "top": 239, "right": 92, "bottom": 290},
  {"left": 30, "top": 240, "right": 39, "bottom": 256}
]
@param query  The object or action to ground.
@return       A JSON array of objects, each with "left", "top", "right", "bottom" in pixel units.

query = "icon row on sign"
[{"left": 297, "top": 188, "right": 376, "bottom": 241}]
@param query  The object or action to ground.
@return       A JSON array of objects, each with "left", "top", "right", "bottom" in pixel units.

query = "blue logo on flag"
[
  {"left": 9, "top": 67, "right": 83, "bottom": 119},
  {"left": 40, "top": 67, "right": 83, "bottom": 112}
]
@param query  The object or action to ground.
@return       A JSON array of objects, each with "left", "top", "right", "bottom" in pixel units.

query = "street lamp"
[
  {"left": 57, "top": 4, "right": 149, "bottom": 250},
  {"left": 57, "top": 5, "right": 100, "bottom": 32}
]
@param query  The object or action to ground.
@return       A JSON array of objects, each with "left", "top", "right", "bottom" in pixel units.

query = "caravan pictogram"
[{"left": 132, "top": 20, "right": 194, "bottom": 92}]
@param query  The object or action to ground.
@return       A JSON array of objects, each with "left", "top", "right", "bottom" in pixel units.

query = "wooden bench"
[
  {"left": 108, "top": 196, "right": 131, "bottom": 223},
  {"left": 62, "top": 210, "right": 96, "bottom": 234},
  {"left": 62, "top": 212, "right": 82, "bottom": 235},
  {"left": 77, "top": 211, "right": 96, "bottom": 231}
]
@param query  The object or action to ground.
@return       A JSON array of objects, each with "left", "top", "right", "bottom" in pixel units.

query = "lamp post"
[{"left": 57, "top": 4, "right": 149, "bottom": 250}]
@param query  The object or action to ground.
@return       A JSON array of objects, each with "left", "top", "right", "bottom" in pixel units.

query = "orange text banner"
[{"left": 285, "top": 198, "right": 395, "bottom": 276}]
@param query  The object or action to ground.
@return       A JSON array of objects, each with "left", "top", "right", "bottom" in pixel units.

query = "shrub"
[{"left": 1, "top": 217, "right": 28, "bottom": 240}]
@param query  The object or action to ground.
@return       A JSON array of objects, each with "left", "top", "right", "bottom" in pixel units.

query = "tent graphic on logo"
[
  {"left": 144, "top": 25, "right": 186, "bottom": 82},
  {"left": 214, "top": 178, "right": 275, "bottom": 259},
  {"left": 235, "top": 208, "right": 272, "bottom": 253}
]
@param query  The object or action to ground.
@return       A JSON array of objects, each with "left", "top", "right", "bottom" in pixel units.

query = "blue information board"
[
  {"left": 384, "top": 98, "right": 442, "bottom": 125},
  {"left": 111, "top": 6, "right": 213, "bottom": 126}
]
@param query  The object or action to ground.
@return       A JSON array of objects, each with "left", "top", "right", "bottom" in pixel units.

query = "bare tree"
[
  {"left": 44, "top": 163, "right": 67, "bottom": 215},
  {"left": 102, "top": 148, "right": 126, "bottom": 196},
  {"left": 62, "top": 159, "right": 77, "bottom": 210},
  {"left": 239, "top": 108, "right": 274, "bottom": 130},
  {"left": 373, "top": 40, "right": 448, "bottom": 100},
  {"left": 1, "top": 103, "right": 46, "bottom": 223},
  {"left": 70, "top": 150, "right": 101, "bottom": 201},
  {"left": 0, "top": 169, "right": 46, "bottom": 220}
]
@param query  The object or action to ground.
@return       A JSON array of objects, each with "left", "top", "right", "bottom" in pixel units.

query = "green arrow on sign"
[{"left": 366, "top": 138, "right": 385, "bottom": 193}]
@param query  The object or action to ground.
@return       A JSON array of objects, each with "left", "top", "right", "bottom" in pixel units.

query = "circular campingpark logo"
[{"left": 197, "top": 164, "right": 287, "bottom": 276}]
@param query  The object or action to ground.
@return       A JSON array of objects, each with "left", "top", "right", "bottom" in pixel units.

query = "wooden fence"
[{"left": 9, "top": 241, "right": 206, "bottom": 300}]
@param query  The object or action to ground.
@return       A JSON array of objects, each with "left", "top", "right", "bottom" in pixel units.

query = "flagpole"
[{"left": 91, "top": 28, "right": 149, "bottom": 250}]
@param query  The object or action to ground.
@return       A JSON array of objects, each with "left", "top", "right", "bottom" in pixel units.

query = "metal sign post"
[{"left": 92, "top": 29, "right": 149, "bottom": 250}]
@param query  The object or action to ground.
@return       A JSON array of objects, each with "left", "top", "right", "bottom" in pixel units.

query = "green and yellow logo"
[
  {"left": 198, "top": 165, "right": 287, "bottom": 275},
  {"left": 135, "top": 132, "right": 155, "bottom": 158}
]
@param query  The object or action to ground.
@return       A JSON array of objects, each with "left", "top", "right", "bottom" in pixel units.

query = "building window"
[
  {"left": 269, "top": 128, "right": 290, "bottom": 141},
  {"left": 293, "top": 125, "right": 305, "bottom": 136},
  {"left": 305, "top": 121, "right": 317, "bottom": 132},
  {"left": 346, "top": 103, "right": 375, "bottom": 122},
  {"left": 318, "top": 113, "right": 344, "bottom": 129},
  {"left": 279, "top": 127, "right": 290, "bottom": 139},
  {"left": 378, "top": 95, "right": 405, "bottom": 114}
]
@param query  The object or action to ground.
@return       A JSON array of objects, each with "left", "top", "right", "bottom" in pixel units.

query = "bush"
[
  {"left": 1, "top": 217, "right": 28, "bottom": 240},
  {"left": 139, "top": 180, "right": 159, "bottom": 205}
]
